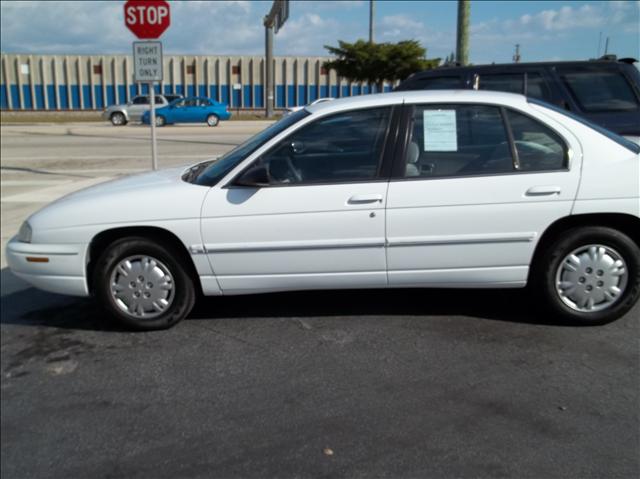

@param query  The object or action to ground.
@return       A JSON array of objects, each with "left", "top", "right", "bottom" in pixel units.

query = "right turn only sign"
[{"left": 133, "top": 41, "right": 163, "bottom": 82}]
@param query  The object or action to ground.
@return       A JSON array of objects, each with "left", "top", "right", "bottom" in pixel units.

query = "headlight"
[{"left": 17, "top": 221, "right": 32, "bottom": 243}]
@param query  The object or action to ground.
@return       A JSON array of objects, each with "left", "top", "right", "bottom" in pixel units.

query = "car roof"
[
  {"left": 405, "top": 58, "right": 635, "bottom": 79},
  {"left": 305, "top": 90, "right": 529, "bottom": 114},
  {"left": 177, "top": 96, "right": 212, "bottom": 101}
]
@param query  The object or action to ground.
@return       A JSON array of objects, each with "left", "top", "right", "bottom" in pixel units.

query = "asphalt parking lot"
[{"left": 1, "top": 121, "right": 639, "bottom": 479}]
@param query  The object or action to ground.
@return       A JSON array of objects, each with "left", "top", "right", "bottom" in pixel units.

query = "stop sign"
[{"left": 124, "top": 0, "right": 170, "bottom": 39}]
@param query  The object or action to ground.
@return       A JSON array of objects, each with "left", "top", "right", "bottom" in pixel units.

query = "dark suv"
[{"left": 395, "top": 56, "right": 640, "bottom": 137}]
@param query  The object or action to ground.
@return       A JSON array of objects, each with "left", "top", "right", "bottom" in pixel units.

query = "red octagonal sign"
[{"left": 124, "top": 0, "right": 171, "bottom": 39}]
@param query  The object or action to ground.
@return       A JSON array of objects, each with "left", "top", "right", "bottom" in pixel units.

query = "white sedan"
[{"left": 7, "top": 90, "right": 640, "bottom": 330}]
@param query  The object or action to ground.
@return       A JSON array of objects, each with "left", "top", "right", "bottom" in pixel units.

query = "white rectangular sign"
[
  {"left": 133, "top": 41, "right": 163, "bottom": 82},
  {"left": 424, "top": 110, "right": 457, "bottom": 151}
]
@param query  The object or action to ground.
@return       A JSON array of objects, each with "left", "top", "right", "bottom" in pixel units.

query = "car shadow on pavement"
[
  {"left": 191, "top": 287, "right": 571, "bottom": 326},
  {"left": 1, "top": 267, "right": 577, "bottom": 331}
]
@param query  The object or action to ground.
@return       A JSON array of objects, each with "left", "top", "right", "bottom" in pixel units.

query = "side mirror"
[{"left": 234, "top": 164, "right": 270, "bottom": 187}]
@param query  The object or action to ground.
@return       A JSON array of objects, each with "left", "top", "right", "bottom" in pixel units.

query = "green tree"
[{"left": 324, "top": 39, "right": 440, "bottom": 90}]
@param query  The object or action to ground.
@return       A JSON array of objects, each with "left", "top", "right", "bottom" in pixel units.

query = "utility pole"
[
  {"left": 456, "top": 0, "right": 470, "bottom": 66},
  {"left": 513, "top": 44, "right": 521, "bottom": 63},
  {"left": 369, "top": 0, "right": 375, "bottom": 44}
]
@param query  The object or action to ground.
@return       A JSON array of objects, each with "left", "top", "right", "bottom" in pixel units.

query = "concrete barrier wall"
[{"left": 0, "top": 53, "right": 393, "bottom": 111}]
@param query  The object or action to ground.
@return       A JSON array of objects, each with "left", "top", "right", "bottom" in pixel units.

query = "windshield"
[
  {"left": 190, "top": 110, "right": 309, "bottom": 186},
  {"left": 528, "top": 98, "right": 640, "bottom": 154}
]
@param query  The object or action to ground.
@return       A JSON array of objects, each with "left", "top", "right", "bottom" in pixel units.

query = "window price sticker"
[{"left": 424, "top": 110, "right": 457, "bottom": 151}]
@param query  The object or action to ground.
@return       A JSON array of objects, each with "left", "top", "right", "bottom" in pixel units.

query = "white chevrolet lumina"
[{"left": 7, "top": 91, "right": 640, "bottom": 330}]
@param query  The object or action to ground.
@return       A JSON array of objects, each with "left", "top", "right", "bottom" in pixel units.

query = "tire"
[
  {"left": 535, "top": 226, "right": 640, "bottom": 325},
  {"left": 206, "top": 114, "right": 219, "bottom": 127},
  {"left": 155, "top": 115, "right": 166, "bottom": 127},
  {"left": 110, "top": 112, "right": 127, "bottom": 126},
  {"left": 93, "top": 237, "right": 195, "bottom": 330}
]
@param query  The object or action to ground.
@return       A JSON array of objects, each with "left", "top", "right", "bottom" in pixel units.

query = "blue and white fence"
[{"left": 0, "top": 53, "right": 394, "bottom": 111}]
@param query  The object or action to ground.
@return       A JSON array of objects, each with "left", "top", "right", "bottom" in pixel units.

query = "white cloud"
[{"left": 470, "top": 1, "right": 639, "bottom": 62}]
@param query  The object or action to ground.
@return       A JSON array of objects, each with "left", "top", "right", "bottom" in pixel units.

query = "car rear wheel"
[
  {"left": 206, "top": 114, "right": 219, "bottom": 127},
  {"left": 155, "top": 115, "right": 166, "bottom": 127},
  {"left": 110, "top": 112, "right": 127, "bottom": 126},
  {"left": 536, "top": 226, "right": 640, "bottom": 324},
  {"left": 94, "top": 237, "right": 195, "bottom": 330}
]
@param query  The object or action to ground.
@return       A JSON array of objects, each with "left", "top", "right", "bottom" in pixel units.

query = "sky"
[{"left": 1, "top": 0, "right": 638, "bottom": 64}]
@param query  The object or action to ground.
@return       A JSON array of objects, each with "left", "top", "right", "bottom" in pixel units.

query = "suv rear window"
[{"left": 558, "top": 69, "right": 639, "bottom": 112}]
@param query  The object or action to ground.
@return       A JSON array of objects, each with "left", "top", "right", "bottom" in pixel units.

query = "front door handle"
[
  {"left": 347, "top": 194, "right": 383, "bottom": 204},
  {"left": 525, "top": 186, "right": 561, "bottom": 196}
]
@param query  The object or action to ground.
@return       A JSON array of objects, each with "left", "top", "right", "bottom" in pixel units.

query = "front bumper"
[{"left": 6, "top": 237, "right": 90, "bottom": 297}]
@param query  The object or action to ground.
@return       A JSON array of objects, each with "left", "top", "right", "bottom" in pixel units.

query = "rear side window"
[
  {"left": 409, "top": 76, "right": 463, "bottom": 90},
  {"left": 399, "top": 104, "right": 571, "bottom": 179},
  {"left": 558, "top": 69, "right": 639, "bottom": 112},
  {"left": 402, "top": 104, "right": 513, "bottom": 178},
  {"left": 506, "top": 110, "right": 567, "bottom": 171},
  {"left": 478, "top": 74, "right": 523, "bottom": 94},
  {"left": 528, "top": 98, "right": 640, "bottom": 154}
]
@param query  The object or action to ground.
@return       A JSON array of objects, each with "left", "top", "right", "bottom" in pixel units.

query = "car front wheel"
[
  {"left": 94, "top": 237, "right": 195, "bottom": 330},
  {"left": 206, "top": 114, "right": 219, "bottom": 127},
  {"left": 110, "top": 112, "right": 127, "bottom": 126},
  {"left": 537, "top": 226, "right": 640, "bottom": 324},
  {"left": 155, "top": 115, "right": 166, "bottom": 127}
]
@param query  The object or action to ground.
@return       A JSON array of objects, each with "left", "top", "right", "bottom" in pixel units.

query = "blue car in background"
[{"left": 142, "top": 97, "right": 231, "bottom": 127}]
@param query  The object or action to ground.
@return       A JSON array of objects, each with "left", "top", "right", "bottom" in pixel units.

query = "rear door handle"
[
  {"left": 525, "top": 186, "right": 562, "bottom": 196},
  {"left": 347, "top": 194, "right": 383, "bottom": 204}
]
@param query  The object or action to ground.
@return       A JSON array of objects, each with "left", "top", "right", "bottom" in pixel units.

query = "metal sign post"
[
  {"left": 264, "top": 0, "right": 289, "bottom": 118},
  {"left": 133, "top": 41, "right": 163, "bottom": 170},
  {"left": 149, "top": 83, "right": 158, "bottom": 170}
]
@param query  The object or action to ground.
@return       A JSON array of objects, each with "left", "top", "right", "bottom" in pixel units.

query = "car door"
[
  {"left": 385, "top": 101, "right": 582, "bottom": 287},
  {"left": 127, "top": 96, "right": 150, "bottom": 121},
  {"left": 197, "top": 99, "right": 213, "bottom": 122},
  {"left": 200, "top": 106, "right": 397, "bottom": 294},
  {"left": 170, "top": 99, "right": 193, "bottom": 123}
]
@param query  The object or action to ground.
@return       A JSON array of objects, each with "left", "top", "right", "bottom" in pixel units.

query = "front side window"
[
  {"left": 402, "top": 104, "right": 513, "bottom": 178},
  {"left": 506, "top": 110, "right": 567, "bottom": 171},
  {"left": 192, "top": 110, "right": 310, "bottom": 186},
  {"left": 558, "top": 68, "right": 639, "bottom": 112},
  {"left": 478, "top": 74, "right": 524, "bottom": 94},
  {"left": 255, "top": 107, "right": 391, "bottom": 185},
  {"left": 413, "top": 76, "right": 463, "bottom": 90},
  {"left": 526, "top": 72, "right": 552, "bottom": 101}
]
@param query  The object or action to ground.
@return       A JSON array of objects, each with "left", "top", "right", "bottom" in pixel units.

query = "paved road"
[
  {"left": 1, "top": 121, "right": 271, "bottom": 270},
  {"left": 1, "top": 122, "right": 639, "bottom": 479}
]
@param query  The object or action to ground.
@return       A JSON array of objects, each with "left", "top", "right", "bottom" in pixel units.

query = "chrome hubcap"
[
  {"left": 112, "top": 114, "right": 123, "bottom": 125},
  {"left": 555, "top": 244, "right": 628, "bottom": 313},
  {"left": 110, "top": 255, "right": 174, "bottom": 319},
  {"left": 207, "top": 116, "right": 217, "bottom": 126}
]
